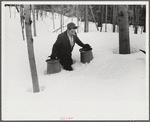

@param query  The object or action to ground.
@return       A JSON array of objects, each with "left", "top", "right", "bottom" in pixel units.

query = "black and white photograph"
[{"left": 1, "top": 1, "right": 149, "bottom": 120}]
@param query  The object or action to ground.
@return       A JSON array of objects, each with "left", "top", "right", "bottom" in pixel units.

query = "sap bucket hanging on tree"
[
  {"left": 79, "top": 47, "right": 93, "bottom": 63},
  {"left": 46, "top": 59, "right": 61, "bottom": 74}
]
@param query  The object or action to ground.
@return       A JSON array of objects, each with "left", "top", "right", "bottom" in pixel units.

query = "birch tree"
[{"left": 24, "top": 5, "right": 40, "bottom": 93}]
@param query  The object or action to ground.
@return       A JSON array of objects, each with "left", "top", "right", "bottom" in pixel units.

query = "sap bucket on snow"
[
  {"left": 46, "top": 59, "right": 61, "bottom": 74},
  {"left": 79, "top": 47, "right": 93, "bottom": 63}
]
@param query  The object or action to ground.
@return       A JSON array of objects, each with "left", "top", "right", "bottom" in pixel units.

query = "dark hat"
[{"left": 67, "top": 22, "right": 78, "bottom": 29}]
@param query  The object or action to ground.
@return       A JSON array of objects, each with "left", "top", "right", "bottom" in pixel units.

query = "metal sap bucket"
[
  {"left": 79, "top": 48, "right": 93, "bottom": 63},
  {"left": 46, "top": 59, "right": 61, "bottom": 74}
]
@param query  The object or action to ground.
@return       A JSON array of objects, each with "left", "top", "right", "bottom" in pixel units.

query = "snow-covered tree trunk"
[
  {"left": 84, "top": 5, "right": 89, "bottom": 32},
  {"left": 118, "top": 5, "right": 130, "bottom": 54},
  {"left": 32, "top": 5, "right": 37, "bottom": 36},
  {"left": 24, "top": 5, "right": 40, "bottom": 93}
]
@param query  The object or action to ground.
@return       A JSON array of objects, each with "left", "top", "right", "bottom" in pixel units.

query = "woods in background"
[{"left": 5, "top": 4, "right": 146, "bottom": 34}]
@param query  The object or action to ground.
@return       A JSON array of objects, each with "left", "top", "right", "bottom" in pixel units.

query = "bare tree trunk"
[
  {"left": 32, "top": 5, "right": 37, "bottom": 36},
  {"left": 137, "top": 6, "right": 140, "bottom": 34},
  {"left": 44, "top": 11, "right": 47, "bottom": 18},
  {"left": 40, "top": 9, "right": 43, "bottom": 21},
  {"left": 134, "top": 6, "right": 137, "bottom": 34},
  {"left": 14, "top": 7, "right": 16, "bottom": 18},
  {"left": 143, "top": 5, "right": 146, "bottom": 33},
  {"left": 60, "top": 5, "right": 63, "bottom": 33},
  {"left": 100, "top": 5, "right": 103, "bottom": 32},
  {"left": 20, "top": 5, "right": 25, "bottom": 40},
  {"left": 89, "top": 5, "right": 99, "bottom": 31},
  {"left": 9, "top": 6, "right": 11, "bottom": 18},
  {"left": 15, "top": 5, "right": 19, "bottom": 13},
  {"left": 71, "top": 6, "right": 74, "bottom": 22},
  {"left": 71, "top": 14, "right": 73, "bottom": 22},
  {"left": 84, "top": 5, "right": 89, "bottom": 32},
  {"left": 52, "top": 7, "right": 55, "bottom": 30},
  {"left": 98, "top": 6, "right": 102, "bottom": 29},
  {"left": 143, "top": 22, "right": 146, "bottom": 32},
  {"left": 105, "top": 5, "right": 107, "bottom": 32},
  {"left": 134, "top": 5, "right": 139, "bottom": 34},
  {"left": 117, "top": 25, "right": 119, "bottom": 33},
  {"left": 36, "top": 9, "right": 38, "bottom": 20},
  {"left": 141, "top": 26, "right": 143, "bottom": 34},
  {"left": 118, "top": 5, "right": 130, "bottom": 54},
  {"left": 116, "top": 6, "right": 119, "bottom": 33},
  {"left": 24, "top": 5, "right": 40, "bottom": 93},
  {"left": 112, "top": 5, "right": 116, "bottom": 32},
  {"left": 110, "top": 5, "right": 113, "bottom": 24},
  {"left": 62, "top": 10, "right": 64, "bottom": 31},
  {"left": 76, "top": 5, "right": 79, "bottom": 33}
]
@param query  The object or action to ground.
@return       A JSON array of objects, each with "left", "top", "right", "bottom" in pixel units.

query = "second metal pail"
[{"left": 79, "top": 48, "right": 93, "bottom": 63}]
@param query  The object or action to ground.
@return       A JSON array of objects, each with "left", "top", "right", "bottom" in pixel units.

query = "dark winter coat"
[{"left": 50, "top": 30, "right": 85, "bottom": 68}]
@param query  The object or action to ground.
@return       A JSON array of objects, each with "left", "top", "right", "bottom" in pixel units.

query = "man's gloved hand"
[
  {"left": 49, "top": 55, "right": 57, "bottom": 60},
  {"left": 84, "top": 44, "right": 91, "bottom": 48}
]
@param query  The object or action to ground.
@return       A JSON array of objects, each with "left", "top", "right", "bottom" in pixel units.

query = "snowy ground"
[{"left": 2, "top": 6, "right": 149, "bottom": 120}]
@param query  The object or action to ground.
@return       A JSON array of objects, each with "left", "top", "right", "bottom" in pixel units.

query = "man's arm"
[
  {"left": 75, "top": 34, "right": 85, "bottom": 47},
  {"left": 75, "top": 34, "right": 91, "bottom": 49}
]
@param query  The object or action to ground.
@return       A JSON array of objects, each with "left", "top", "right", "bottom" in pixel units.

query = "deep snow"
[{"left": 2, "top": 5, "right": 149, "bottom": 120}]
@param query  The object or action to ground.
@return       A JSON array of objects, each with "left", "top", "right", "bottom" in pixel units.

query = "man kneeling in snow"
[{"left": 49, "top": 22, "right": 91, "bottom": 71}]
